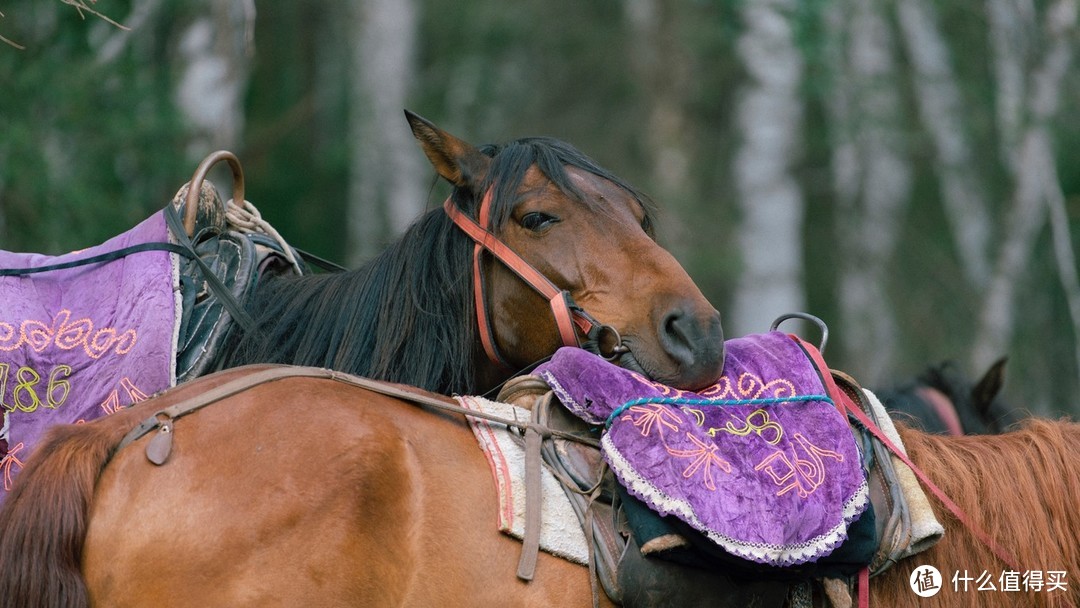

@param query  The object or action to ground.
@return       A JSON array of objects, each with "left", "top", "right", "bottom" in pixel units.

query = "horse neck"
[
  {"left": 897, "top": 420, "right": 1080, "bottom": 573},
  {"left": 232, "top": 211, "right": 482, "bottom": 394}
]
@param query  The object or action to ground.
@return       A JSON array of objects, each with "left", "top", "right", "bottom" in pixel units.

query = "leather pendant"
[{"left": 146, "top": 419, "right": 174, "bottom": 465}]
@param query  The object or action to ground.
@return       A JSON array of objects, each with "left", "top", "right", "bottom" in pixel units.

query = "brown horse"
[
  {"left": 218, "top": 111, "right": 724, "bottom": 396},
  {"left": 1, "top": 366, "right": 1078, "bottom": 607}
]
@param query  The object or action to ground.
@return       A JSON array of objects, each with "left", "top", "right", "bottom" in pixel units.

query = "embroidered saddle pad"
[
  {"left": 0, "top": 212, "right": 180, "bottom": 499},
  {"left": 534, "top": 331, "right": 869, "bottom": 567},
  {"left": 0, "top": 179, "right": 303, "bottom": 502}
]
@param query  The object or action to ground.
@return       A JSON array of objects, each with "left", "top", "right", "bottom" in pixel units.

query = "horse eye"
[{"left": 520, "top": 212, "right": 558, "bottom": 232}]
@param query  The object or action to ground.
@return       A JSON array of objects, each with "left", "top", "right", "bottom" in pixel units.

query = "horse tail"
[{"left": 0, "top": 419, "right": 129, "bottom": 608}]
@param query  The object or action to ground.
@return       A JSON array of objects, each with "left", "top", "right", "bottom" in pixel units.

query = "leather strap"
[
  {"left": 0, "top": 242, "right": 192, "bottom": 276},
  {"left": 789, "top": 335, "right": 1022, "bottom": 572},
  {"left": 164, "top": 203, "right": 257, "bottom": 335},
  {"left": 858, "top": 567, "right": 869, "bottom": 608},
  {"left": 443, "top": 191, "right": 596, "bottom": 367},
  {"left": 117, "top": 366, "right": 599, "bottom": 456},
  {"left": 916, "top": 386, "right": 964, "bottom": 437},
  {"left": 517, "top": 394, "right": 551, "bottom": 581}
]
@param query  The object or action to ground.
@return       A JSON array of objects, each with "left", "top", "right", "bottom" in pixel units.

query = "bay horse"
[
  {"left": 1, "top": 365, "right": 1078, "bottom": 607},
  {"left": 218, "top": 110, "right": 724, "bottom": 396},
  {"left": 877, "top": 358, "right": 1021, "bottom": 435}
]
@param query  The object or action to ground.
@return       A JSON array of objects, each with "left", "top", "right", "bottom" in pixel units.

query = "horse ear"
[
  {"left": 972, "top": 356, "right": 1007, "bottom": 415},
  {"left": 405, "top": 110, "right": 490, "bottom": 190}
]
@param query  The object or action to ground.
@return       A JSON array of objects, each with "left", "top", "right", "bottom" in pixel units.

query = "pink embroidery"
[
  {"left": 100, "top": 378, "right": 150, "bottom": 415},
  {"left": 666, "top": 433, "right": 732, "bottom": 491},
  {"left": 0, "top": 310, "right": 138, "bottom": 359},
  {"left": 622, "top": 403, "right": 682, "bottom": 437},
  {"left": 1, "top": 442, "right": 24, "bottom": 491},
  {"left": 754, "top": 433, "right": 843, "bottom": 498}
]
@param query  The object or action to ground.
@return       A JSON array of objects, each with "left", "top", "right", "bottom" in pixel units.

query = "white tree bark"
[
  {"left": 1045, "top": 155, "right": 1080, "bottom": 392},
  {"left": 347, "top": 0, "right": 423, "bottom": 265},
  {"left": 895, "top": 0, "right": 992, "bottom": 287},
  {"left": 624, "top": 0, "right": 694, "bottom": 259},
  {"left": 173, "top": 0, "right": 255, "bottom": 164},
  {"left": 974, "top": 130, "right": 1049, "bottom": 370},
  {"left": 825, "top": 0, "right": 911, "bottom": 382},
  {"left": 973, "top": 0, "right": 1079, "bottom": 388},
  {"left": 91, "top": 0, "right": 164, "bottom": 66},
  {"left": 729, "top": 0, "right": 807, "bottom": 337}
]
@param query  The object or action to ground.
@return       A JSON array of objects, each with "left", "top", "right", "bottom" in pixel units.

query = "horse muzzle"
[
  {"left": 657, "top": 304, "right": 725, "bottom": 390},
  {"left": 612, "top": 303, "right": 725, "bottom": 390}
]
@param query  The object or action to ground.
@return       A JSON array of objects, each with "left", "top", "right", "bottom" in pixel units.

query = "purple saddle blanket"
[
  {"left": 0, "top": 212, "right": 178, "bottom": 500},
  {"left": 535, "top": 331, "right": 869, "bottom": 567}
]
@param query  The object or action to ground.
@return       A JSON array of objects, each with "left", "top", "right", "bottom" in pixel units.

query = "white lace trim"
[
  {"left": 538, "top": 370, "right": 605, "bottom": 425},
  {"left": 602, "top": 433, "right": 870, "bottom": 566}
]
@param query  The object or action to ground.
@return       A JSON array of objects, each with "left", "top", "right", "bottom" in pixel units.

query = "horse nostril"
[
  {"left": 662, "top": 311, "right": 693, "bottom": 360},
  {"left": 659, "top": 305, "right": 725, "bottom": 388}
]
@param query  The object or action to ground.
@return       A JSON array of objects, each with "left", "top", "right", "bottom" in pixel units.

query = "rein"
[
  {"left": 791, "top": 335, "right": 1021, "bottom": 607},
  {"left": 442, "top": 189, "right": 627, "bottom": 368}
]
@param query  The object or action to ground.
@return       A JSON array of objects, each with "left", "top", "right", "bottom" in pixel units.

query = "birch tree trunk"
[
  {"left": 624, "top": 0, "right": 693, "bottom": 259},
  {"left": 729, "top": 0, "right": 807, "bottom": 337},
  {"left": 173, "top": 0, "right": 256, "bottom": 164},
  {"left": 895, "top": 0, "right": 992, "bottom": 288},
  {"left": 346, "top": 0, "right": 422, "bottom": 265},
  {"left": 973, "top": 0, "right": 1079, "bottom": 392},
  {"left": 826, "top": 0, "right": 911, "bottom": 382}
]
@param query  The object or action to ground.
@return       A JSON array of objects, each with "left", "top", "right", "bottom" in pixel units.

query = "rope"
[
  {"left": 223, "top": 199, "right": 303, "bottom": 275},
  {"left": 606, "top": 394, "right": 833, "bottom": 428}
]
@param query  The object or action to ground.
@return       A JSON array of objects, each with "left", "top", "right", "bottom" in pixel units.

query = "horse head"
[
  {"left": 406, "top": 111, "right": 724, "bottom": 391},
  {"left": 879, "top": 357, "right": 1019, "bottom": 435}
]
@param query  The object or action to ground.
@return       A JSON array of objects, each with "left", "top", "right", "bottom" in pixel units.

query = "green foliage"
[
  {"left": 1, "top": 1, "right": 184, "bottom": 252},
  {"left": 3, "top": 0, "right": 1080, "bottom": 413}
]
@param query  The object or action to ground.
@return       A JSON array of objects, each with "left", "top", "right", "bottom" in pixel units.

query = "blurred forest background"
[{"left": 2, "top": 0, "right": 1079, "bottom": 415}]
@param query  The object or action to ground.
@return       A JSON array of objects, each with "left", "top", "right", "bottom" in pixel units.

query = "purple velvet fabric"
[
  {"left": 535, "top": 331, "right": 868, "bottom": 566},
  {"left": 0, "top": 212, "right": 177, "bottom": 500}
]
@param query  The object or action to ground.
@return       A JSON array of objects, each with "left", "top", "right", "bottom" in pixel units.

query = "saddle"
[
  {"left": 170, "top": 171, "right": 305, "bottom": 382},
  {"left": 497, "top": 333, "right": 943, "bottom": 608},
  {"left": 0, "top": 151, "right": 305, "bottom": 500}
]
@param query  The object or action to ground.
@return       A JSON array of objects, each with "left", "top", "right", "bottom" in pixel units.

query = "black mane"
[{"left": 224, "top": 136, "right": 651, "bottom": 395}]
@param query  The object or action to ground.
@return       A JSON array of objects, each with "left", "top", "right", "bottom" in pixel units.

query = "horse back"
[
  {"left": 78, "top": 370, "right": 604, "bottom": 607},
  {"left": 0, "top": 366, "right": 274, "bottom": 608}
]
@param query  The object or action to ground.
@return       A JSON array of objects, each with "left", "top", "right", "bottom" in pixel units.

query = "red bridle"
[
  {"left": 442, "top": 188, "right": 625, "bottom": 369},
  {"left": 916, "top": 386, "right": 965, "bottom": 437}
]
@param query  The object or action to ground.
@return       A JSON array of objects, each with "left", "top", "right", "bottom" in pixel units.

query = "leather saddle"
[
  {"left": 170, "top": 178, "right": 304, "bottom": 382},
  {"left": 168, "top": 153, "right": 306, "bottom": 380}
]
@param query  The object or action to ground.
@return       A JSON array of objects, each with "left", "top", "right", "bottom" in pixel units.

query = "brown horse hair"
[
  {"left": 872, "top": 418, "right": 1080, "bottom": 607},
  {"left": 0, "top": 417, "right": 134, "bottom": 608}
]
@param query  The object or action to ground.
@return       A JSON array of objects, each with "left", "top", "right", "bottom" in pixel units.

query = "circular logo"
[{"left": 909, "top": 565, "right": 943, "bottom": 597}]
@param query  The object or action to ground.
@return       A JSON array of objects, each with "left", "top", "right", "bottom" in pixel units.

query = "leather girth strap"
[{"left": 118, "top": 365, "right": 599, "bottom": 459}]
